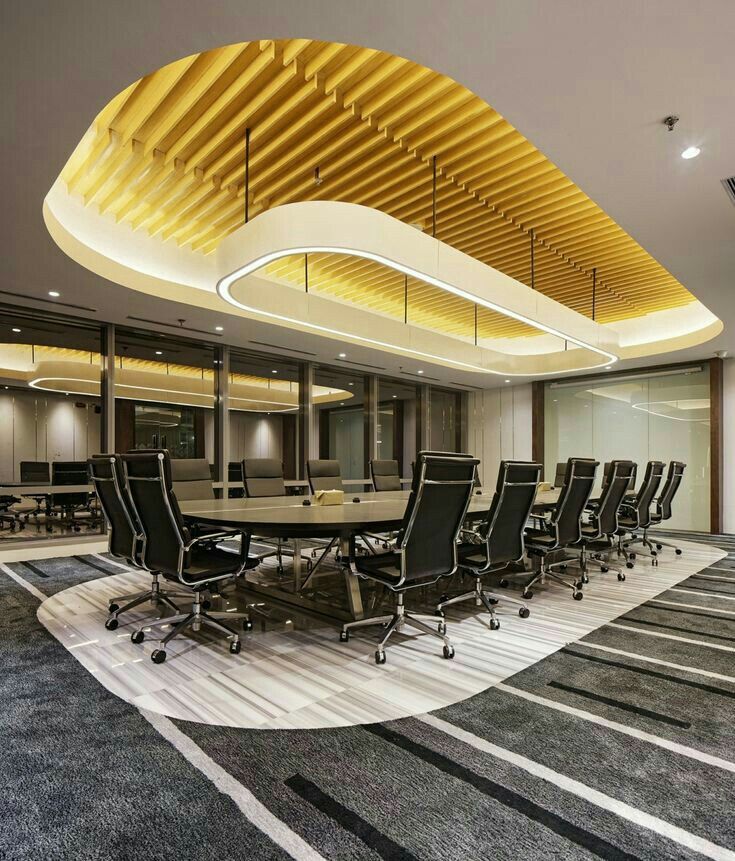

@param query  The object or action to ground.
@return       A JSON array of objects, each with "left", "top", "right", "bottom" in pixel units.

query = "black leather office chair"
[
  {"left": 518, "top": 458, "right": 598, "bottom": 600},
  {"left": 241, "top": 458, "right": 296, "bottom": 571},
  {"left": 603, "top": 460, "right": 637, "bottom": 494},
  {"left": 50, "top": 461, "right": 93, "bottom": 532},
  {"left": 436, "top": 460, "right": 541, "bottom": 629},
  {"left": 123, "top": 450, "right": 257, "bottom": 664},
  {"left": 631, "top": 460, "right": 685, "bottom": 558},
  {"left": 566, "top": 459, "right": 636, "bottom": 583},
  {"left": 228, "top": 461, "right": 245, "bottom": 498},
  {"left": 618, "top": 460, "right": 665, "bottom": 566},
  {"left": 242, "top": 458, "right": 287, "bottom": 497},
  {"left": 20, "top": 461, "right": 50, "bottom": 483},
  {"left": 170, "top": 458, "right": 214, "bottom": 500},
  {"left": 370, "top": 459, "right": 401, "bottom": 492},
  {"left": 339, "top": 452, "right": 479, "bottom": 664},
  {"left": 307, "top": 459, "right": 344, "bottom": 493},
  {"left": 89, "top": 454, "right": 189, "bottom": 630}
]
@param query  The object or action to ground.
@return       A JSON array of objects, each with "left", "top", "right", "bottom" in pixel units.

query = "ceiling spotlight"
[
  {"left": 348, "top": 382, "right": 354, "bottom": 386},
  {"left": 272, "top": 370, "right": 278, "bottom": 374},
  {"left": 48, "top": 290, "right": 60, "bottom": 298},
  {"left": 215, "top": 325, "right": 223, "bottom": 332},
  {"left": 338, "top": 352, "right": 346, "bottom": 358},
  {"left": 155, "top": 350, "right": 163, "bottom": 356},
  {"left": 417, "top": 369, "right": 424, "bottom": 375},
  {"left": 504, "top": 379, "right": 510, "bottom": 383},
  {"left": 604, "top": 365, "right": 612, "bottom": 370},
  {"left": 392, "top": 394, "right": 397, "bottom": 398},
  {"left": 11, "top": 328, "right": 21, "bottom": 333},
  {"left": 340, "top": 402, "right": 345, "bottom": 406},
  {"left": 681, "top": 146, "right": 700, "bottom": 160}
]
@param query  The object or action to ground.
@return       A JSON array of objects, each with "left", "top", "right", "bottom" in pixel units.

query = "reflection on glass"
[
  {"left": 114, "top": 330, "right": 215, "bottom": 464},
  {"left": 544, "top": 366, "right": 710, "bottom": 530},
  {"left": 377, "top": 378, "right": 418, "bottom": 478},
  {"left": 228, "top": 350, "right": 301, "bottom": 483},
  {"left": 0, "top": 311, "right": 103, "bottom": 541},
  {"left": 429, "top": 388, "right": 462, "bottom": 452},
  {"left": 315, "top": 368, "right": 364, "bottom": 481}
]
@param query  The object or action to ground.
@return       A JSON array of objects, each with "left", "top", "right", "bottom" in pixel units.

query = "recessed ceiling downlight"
[{"left": 681, "top": 146, "right": 701, "bottom": 160}]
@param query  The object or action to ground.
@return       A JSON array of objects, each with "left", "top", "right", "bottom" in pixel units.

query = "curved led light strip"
[
  {"left": 631, "top": 400, "right": 710, "bottom": 422},
  {"left": 218, "top": 245, "right": 618, "bottom": 376},
  {"left": 28, "top": 378, "right": 300, "bottom": 412}
]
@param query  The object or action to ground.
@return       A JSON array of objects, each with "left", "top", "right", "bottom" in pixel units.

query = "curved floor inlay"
[{"left": 38, "top": 539, "right": 724, "bottom": 729}]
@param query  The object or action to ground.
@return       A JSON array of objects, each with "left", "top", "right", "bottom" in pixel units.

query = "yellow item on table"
[{"left": 314, "top": 489, "right": 345, "bottom": 506}]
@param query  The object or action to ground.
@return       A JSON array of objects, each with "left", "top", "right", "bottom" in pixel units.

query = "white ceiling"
[{"left": 2, "top": 0, "right": 734, "bottom": 388}]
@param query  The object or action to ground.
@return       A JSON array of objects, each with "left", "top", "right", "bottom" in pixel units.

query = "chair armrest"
[{"left": 183, "top": 530, "right": 243, "bottom": 552}]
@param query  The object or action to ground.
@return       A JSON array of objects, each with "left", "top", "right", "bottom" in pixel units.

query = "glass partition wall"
[
  {"left": 114, "top": 330, "right": 215, "bottom": 464},
  {"left": 0, "top": 309, "right": 103, "bottom": 541},
  {"left": 544, "top": 364, "right": 711, "bottom": 530},
  {"left": 0, "top": 305, "right": 469, "bottom": 541}
]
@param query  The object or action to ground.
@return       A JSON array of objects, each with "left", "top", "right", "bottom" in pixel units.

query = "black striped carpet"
[{"left": 1, "top": 532, "right": 734, "bottom": 860}]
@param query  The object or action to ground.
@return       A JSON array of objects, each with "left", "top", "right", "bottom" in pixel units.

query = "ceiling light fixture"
[
  {"left": 217, "top": 243, "right": 618, "bottom": 374},
  {"left": 338, "top": 352, "right": 347, "bottom": 358},
  {"left": 48, "top": 290, "right": 60, "bottom": 298},
  {"left": 272, "top": 369, "right": 278, "bottom": 374},
  {"left": 681, "top": 146, "right": 701, "bottom": 160},
  {"left": 417, "top": 369, "right": 424, "bottom": 375},
  {"left": 11, "top": 328, "right": 21, "bottom": 333},
  {"left": 215, "top": 325, "right": 223, "bottom": 332},
  {"left": 155, "top": 351, "right": 163, "bottom": 355},
  {"left": 504, "top": 379, "right": 510, "bottom": 383}
]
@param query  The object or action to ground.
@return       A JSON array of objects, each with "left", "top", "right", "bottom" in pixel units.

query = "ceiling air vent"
[{"left": 722, "top": 176, "right": 735, "bottom": 207}]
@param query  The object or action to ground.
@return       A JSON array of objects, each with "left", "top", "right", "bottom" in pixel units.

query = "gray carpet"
[{"left": 1, "top": 533, "right": 734, "bottom": 860}]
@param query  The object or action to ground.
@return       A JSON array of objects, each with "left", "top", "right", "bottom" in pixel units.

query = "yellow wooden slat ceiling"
[{"left": 61, "top": 39, "right": 696, "bottom": 340}]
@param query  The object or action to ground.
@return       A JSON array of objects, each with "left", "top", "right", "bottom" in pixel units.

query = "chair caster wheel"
[
  {"left": 442, "top": 645, "right": 455, "bottom": 659},
  {"left": 656, "top": 544, "right": 662, "bottom": 551},
  {"left": 276, "top": 565, "right": 284, "bottom": 575},
  {"left": 675, "top": 548, "right": 682, "bottom": 555},
  {"left": 626, "top": 562, "right": 634, "bottom": 569},
  {"left": 229, "top": 640, "right": 242, "bottom": 655},
  {"left": 600, "top": 566, "right": 609, "bottom": 573},
  {"left": 652, "top": 559, "right": 659, "bottom": 567},
  {"left": 151, "top": 649, "right": 166, "bottom": 664},
  {"left": 574, "top": 581, "right": 584, "bottom": 590},
  {"left": 486, "top": 597, "right": 499, "bottom": 605},
  {"left": 375, "top": 650, "right": 386, "bottom": 665},
  {"left": 489, "top": 619, "right": 500, "bottom": 631},
  {"left": 434, "top": 608, "right": 444, "bottom": 617},
  {"left": 617, "top": 572, "right": 626, "bottom": 582},
  {"left": 629, "top": 553, "right": 636, "bottom": 560},
  {"left": 651, "top": 550, "right": 658, "bottom": 557},
  {"left": 573, "top": 591, "right": 584, "bottom": 601},
  {"left": 439, "top": 594, "right": 449, "bottom": 604},
  {"left": 437, "top": 622, "right": 447, "bottom": 635},
  {"left": 201, "top": 600, "right": 211, "bottom": 610},
  {"left": 108, "top": 603, "right": 119, "bottom": 614},
  {"left": 306, "top": 560, "right": 313, "bottom": 573},
  {"left": 522, "top": 589, "right": 533, "bottom": 599},
  {"left": 104, "top": 617, "right": 119, "bottom": 631},
  {"left": 311, "top": 550, "right": 317, "bottom": 558},
  {"left": 519, "top": 607, "right": 530, "bottom": 619},
  {"left": 339, "top": 630, "right": 350, "bottom": 642},
  {"left": 131, "top": 630, "right": 145, "bottom": 644},
  {"left": 499, "top": 579, "right": 509, "bottom": 588},
  {"left": 243, "top": 620, "right": 253, "bottom": 632}
]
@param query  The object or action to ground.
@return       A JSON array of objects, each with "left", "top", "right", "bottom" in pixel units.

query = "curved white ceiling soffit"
[{"left": 44, "top": 186, "right": 723, "bottom": 377}]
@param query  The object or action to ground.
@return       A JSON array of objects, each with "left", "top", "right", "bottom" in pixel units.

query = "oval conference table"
[{"left": 179, "top": 488, "right": 560, "bottom": 622}]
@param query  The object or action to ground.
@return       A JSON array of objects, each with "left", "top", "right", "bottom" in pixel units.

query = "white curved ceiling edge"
[
  {"left": 44, "top": 186, "right": 720, "bottom": 378},
  {"left": 217, "top": 201, "right": 619, "bottom": 375}
]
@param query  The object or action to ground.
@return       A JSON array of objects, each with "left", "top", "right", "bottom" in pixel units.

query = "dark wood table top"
[{"left": 179, "top": 488, "right": 560, "bottom": 538}]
